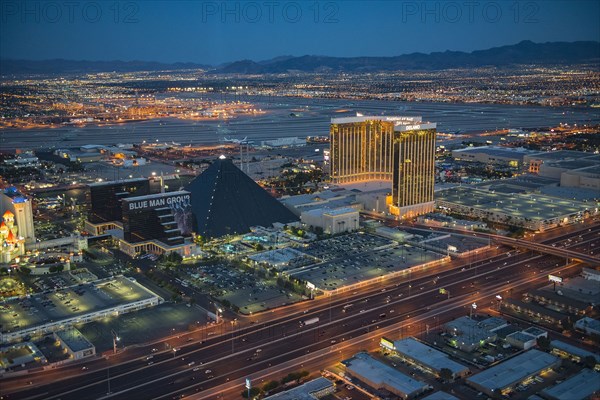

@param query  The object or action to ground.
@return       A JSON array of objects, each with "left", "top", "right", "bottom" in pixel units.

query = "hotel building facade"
[{"left": 330, "top": 116, "right": 436, "bottom": 218}]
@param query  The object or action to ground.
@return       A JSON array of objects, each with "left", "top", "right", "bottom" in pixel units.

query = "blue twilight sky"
[{"left": 1, "top": 0, "right": 599, "bottom": 65}]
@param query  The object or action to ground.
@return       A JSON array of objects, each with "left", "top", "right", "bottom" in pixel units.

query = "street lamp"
[
  {"left": 496, "top": 295, "right": 503, "bottom": 311},
  {"left": 216, "top": 308, "right": 223, "bottom": 324},
  {"left": 231, "top": 319, "right": 236, "bottom": 354}
]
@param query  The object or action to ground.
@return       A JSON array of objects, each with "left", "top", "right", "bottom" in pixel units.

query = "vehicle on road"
[{"left": 301, "top": 317, "right": 319, "bottom": 326}]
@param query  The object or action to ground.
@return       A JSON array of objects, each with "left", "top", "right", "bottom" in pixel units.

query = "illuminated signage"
[
  {"left": 128, "top": 194, "right": 191, "bottom": 211},
  {"left": 245, "top": 378, "right": 251, "bottom": 389},
  {"left": 548, "top": 275, "right": 563, "bottom": 283},
  {"left": 380, "top": 337, "right": 395, "bottom": 350}
]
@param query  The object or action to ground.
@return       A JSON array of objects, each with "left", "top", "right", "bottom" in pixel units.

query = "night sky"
[{"left": 1, "top": 1, "right": 598, "bottom": 65}]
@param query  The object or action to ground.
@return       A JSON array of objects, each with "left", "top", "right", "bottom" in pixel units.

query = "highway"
[{"left": 3, "top": 223, "right": 599, "bottom": 400}]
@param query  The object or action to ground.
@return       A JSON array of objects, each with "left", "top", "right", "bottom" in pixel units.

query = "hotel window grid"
[
  {"left": 330, "top": 120, "right": 395, "bottom": 183},
  {"left": 392, "top": 128, "right": 436, "bottom": 208}
]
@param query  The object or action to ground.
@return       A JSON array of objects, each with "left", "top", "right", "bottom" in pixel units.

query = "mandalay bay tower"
[{"left": 330, "top": 115, "right": 436, "bottom": 218}]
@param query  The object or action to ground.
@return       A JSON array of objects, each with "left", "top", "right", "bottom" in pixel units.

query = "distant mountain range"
[{"left": 2, "top": 41, "right": 598, "bottom": 75}]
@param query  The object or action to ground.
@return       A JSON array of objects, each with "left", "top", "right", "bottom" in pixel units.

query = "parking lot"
[
  {"left": 0, "top": 276, "right": 159, "bottom": 339},
  {"left": 182, "top": 263, "right": 304, "bottom": 315},
  {"left": 302, "top": 232, "right": 395, "bottom": 262},
  {"left": 79, "top": 303, "right": 210, "bottom": 352},
  {"left": 291, "top": 244, "right": 444, "bottom": 292}
]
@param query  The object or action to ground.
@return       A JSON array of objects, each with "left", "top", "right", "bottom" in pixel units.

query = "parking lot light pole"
[
  {"left": 111, "top": 330, "right": 120, "bottom": 354},
  {"left": 470, "top": 303, "right": 477, "bottom": 319}
]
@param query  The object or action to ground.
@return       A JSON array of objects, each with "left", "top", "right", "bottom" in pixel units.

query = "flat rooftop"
[
  {"left": 264, "top": 377, "right": 334, "bottom": 400},
  {"left": 539, "top": 186, "right": 600, "bottom": 202},
  {"left": 541, "top": 369, "right": 600, "bottom": 400},
  {"left": 281, "top": 188, "right": 356, "bottom": 208},
  {"left": 527, "top": 150, "right": 599, "bottom": 162},
  {"left": 343, "top": 352, "right": 427, "bottom": 397},
  {"left": 445, "top": 316, "right": 498, "bottom": 344},
  {"left": 0, "top": 276, "right": 160, "bottom": 337},
  {"left": 392, "top": 337, "right": 469, "bottom": 376},
  {"left": 88, "top": 177, "right": 148, "bottom": 187},
  {"left": 421, "top": 392, "right": 460, "bottom": 400},
  {"left": 331, "top": 115, "right": 422, "bottom": 124},
  {"left": 55, "top": 327, "right": 94, "bottom": 353},
  {"left": 551, "top": 340, "right": 600, "bottom": 363},
  {"left": 454, "top": 146, "right": 536, "bottom": 158},
  {"left": 330, "top": 115, "right": 435, "bottom": 131},
  {"left": 506, "top": 331, "right": 536, "bottom": 343},
  {"left": 467, "top": 349, "right": 560, "bottom": 391},
  {"left": 436, "top": 186, "right": 593, "bottom": 220}
]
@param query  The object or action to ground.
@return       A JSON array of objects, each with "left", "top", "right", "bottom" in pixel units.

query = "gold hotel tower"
[{"left": 330, "top": 115, "right": 436, "bottom": 218}]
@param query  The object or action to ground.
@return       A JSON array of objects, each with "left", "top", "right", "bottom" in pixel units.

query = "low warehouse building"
[
  {"left": 466, "top": 349, "right": 560, "bottom": 397},
  {"left": 381, "top": 337, "right": 470, "bottom": 379},
  {"left": 342, "top": 352, "right": 429, "bottom": 399},
  {"left": 541, "top": 369, "right": 600, "bottom": 400}
]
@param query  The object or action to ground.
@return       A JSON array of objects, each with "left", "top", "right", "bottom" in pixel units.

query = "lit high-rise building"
[
  {"left": 0, "top": 187, "right": 35, "bottom": 245},
  {"left": 390, "top": 123, "right": 437, "bottom": 218},
  {"left": 330, "top": 115, "right": 436, "bottom": 218}
]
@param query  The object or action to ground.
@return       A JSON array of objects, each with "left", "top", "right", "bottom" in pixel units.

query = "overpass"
[
  {"left": 492, "top": 235, "right": 600, "bottom": 266},
  {"left": 387, "top": 220, "right": 600, "bottom": 266}
]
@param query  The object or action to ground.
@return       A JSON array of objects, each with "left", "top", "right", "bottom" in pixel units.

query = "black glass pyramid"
[{"left": 185, "top": 158, "right": 299, "bottom": 238}]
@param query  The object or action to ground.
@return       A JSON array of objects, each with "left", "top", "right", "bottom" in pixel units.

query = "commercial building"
[
  {"left": 281, "top": 188, "right": 361, "bottom": 216},
  {"left": 0, "top": 276, "right": 162, "bottom": 343},
  {"left": 550, "top": 340, "right": 600, "bottom": 370},
  {"left": 0, "top": 342, "right": 47, "bottom": 371},
  {"left": 264, "top": 377, "right": 335, "bottom": 399},
  {"left": 380, "top": 337, "right": 470, "bottom": 379},
  {"left": 185, "top": 157, "right": 298, "bottom": 238},
  {"left": 466, "top": 349, "right": 560, "bottom": 397},
  {"left": 541, "top": 369, "right": 600, "bottom": 400},
  {"left": 557, "top": 276, "right": 600, "bottom": 306},
  {"left": 502, "top": 298, "right": 566, "bottom": 326},
  {"left": 443, "top": 316, "right": 500, "bottom": 352},
  {"left": 523, "top": 150, "right": 600, "bottom": 182},
  {"left": 582, "top": 267, "right": 600, "bottom": 281},
  {"left": 53, "top": 328, "right": 96, "bottom": 360},
  {"left": 505, "top": 331, "right": 537, "bottom": 350},
  {"left": 452, "top": 146, "right": 536, "bottom": 168},
  {"left": 260, "top": 137, "right": 306, "bottom": 148},
  {"left": 0, "top": 186, "right": 35, "bottom": 245},
  {"left": 435, "top": 186, "right": 597, "bottom": 231},
  {"left": 342, "top": 352, "right": 429, "bottom": 399},
  {"left": 526, "top": 288, "right": 592, "bottom": 317},
  {"left": 118, "top": 191, "right": 193, "bottom": 257},
  {"left": 300, "top": 207, "right": 360, "bottom": 234},
  {"left": 421, "top": 392, "right": 460, "bottom": 400},
  {"left": 330, "top": 115, "right": 436, "bottom": 219},
  {"left": 575, "top": 317, "right": 600, "bottom": 336},
  {"left": 0, "top": 209, "right": 26, "bottom": 263},
  {"left": 85, "top": 177, "right": 162, "bottom": 234}
]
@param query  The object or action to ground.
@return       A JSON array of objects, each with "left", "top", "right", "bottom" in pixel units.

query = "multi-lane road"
[{"left": 3, "top": 222, "right": 599, "bottom": 400}]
